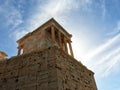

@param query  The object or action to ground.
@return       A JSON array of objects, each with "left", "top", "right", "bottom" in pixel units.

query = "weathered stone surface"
[
  {"left": 0, "top": 47, "right": 97, "bottom": 90},
  {"left": 17, "top": 18, "right": 74, "bottom": 57},
  {"left": 0, "top": 51, "right": 7, "bottom": 60}
]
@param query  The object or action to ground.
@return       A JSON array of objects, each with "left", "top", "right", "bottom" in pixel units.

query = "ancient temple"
[
  {"left": 17, "top": 18, "right": 74, "bottom": 57},
  {"left": 0, "top": 18, "right": 97, "bottom": 90}
]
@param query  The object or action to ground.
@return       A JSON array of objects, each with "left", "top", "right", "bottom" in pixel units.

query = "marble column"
[
  {"left": 58, "top": 31, "right": 62, "bottom": 48},
  {"left": 68, "top": 41, "right": 74, "bottom": 57},
  {"left": 64, "top": 37, "right": 68, "bottom": 54},
  {"left": 51, "top": 26, "right": 55, "bottom": 46},
  {"left": 18, "top": 48, "right": 21, "bottom": 55}
]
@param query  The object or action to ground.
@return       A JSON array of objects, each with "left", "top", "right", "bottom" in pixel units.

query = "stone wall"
[
  {"left": 55, "top": 48, "right": 97, "bottom": 90},
  {"left": 0, "top": 47, "right": 97, "bottom": 90}
]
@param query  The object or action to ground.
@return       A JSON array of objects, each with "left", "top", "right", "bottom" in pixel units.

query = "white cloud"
[
  {"left": 101, "top": 0, "right": 106, "bottom": 18},
  {"left": 107, "top": 21, "right": 120, "bottom": 35},
  {"left": 104, "top": 53, "right": 120, "bottom": 76},
  {"left": 95, "top": 47, "right": 120, "bottom": 65},
  {"left": 13, "top": 0, "right": 93, "bottom": 40},
  {"left": 82, "top": 29, "right": 120, "bottom": 78},
  {"left": 117, "top": 21, "right": 120, "bottom": 30},
  {"left": 12, "top": 29, "right": 28, "bottom": 40},
  {"left": 27, "top": 0, "right": 80, "bottom": 29},
  {"left": 92, "top": 47, "right": 120, "bottom": 77},
  {"left": 84, "top": 33, "right": 120, "bottom": 59},
  {"left": 0, "top": 0, "right": 23, "bottom": 30}
]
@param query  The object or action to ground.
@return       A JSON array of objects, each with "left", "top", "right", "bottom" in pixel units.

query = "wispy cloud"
[
  {"left": 95, "top": 47, "right": 120, "bottom": 66},
  {"left": 84, "top": 33, "right": 120, "bottom": 59},
  {"left": 107, "top": 21, "right": 120, "bottom": 36},
  {"left": 83, "top": 24, "right": 120, "bottom": 77},
  {"left": 13, "top": 0, "right": 93, "bottom": 40},
  {"left": 0, "top": 0, "right": 23, "bottom": 30},
  {"left": 101, "top": 0, "right": 106, "bottom": 18},
  {"left": 92, "top": 46, "right": 120, "bottom": 77}
]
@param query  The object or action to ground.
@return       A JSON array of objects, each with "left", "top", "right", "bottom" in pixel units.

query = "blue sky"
[{"left": 0, "top": 0, "right": 120, "bottom": 90}]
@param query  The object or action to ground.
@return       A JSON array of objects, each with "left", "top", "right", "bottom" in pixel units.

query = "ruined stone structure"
[
  {"left": 17, "top": 18, "right": 73, "bottom": 57},
  {"left": 0, "top": 51, "right": 7, "bottom": 60},
  {"left": 0, "top": 18, "right": 97, "bottom": 90}
]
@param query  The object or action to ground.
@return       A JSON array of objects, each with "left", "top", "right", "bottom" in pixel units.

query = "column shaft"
[
  {"left": 58, "top": 32, "right": 62, "bottom": 48},
  {"left": 18, "top": 48, "right": 21, "bottom": 55},
  {"left": 68, "top": 42, "right": 74, "bottom": 57},
  {"left": 51, "top": 26, "right": 55, "bottom": 46},
  {"left": 64, "top": 37, "right": 68, "bottom": 54}
]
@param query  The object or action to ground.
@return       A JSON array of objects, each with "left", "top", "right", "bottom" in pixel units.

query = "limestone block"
[
  {"left": 19, "top": 67, "right": 29, "bottom": 76},
  {"left": 37, "top": 83, "right": 48, "bottom": 90},
  {"left": 37, "top": 71, "right": 49, "bottom": 83},
  {"left": 21, "top": 85, "right": 36, "bottom": 90}
]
